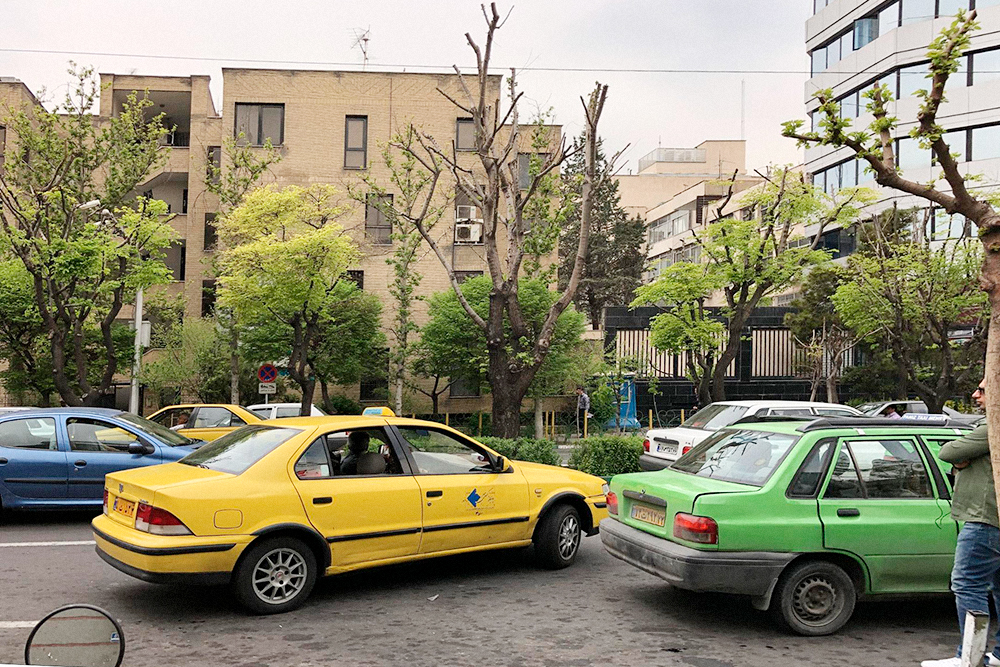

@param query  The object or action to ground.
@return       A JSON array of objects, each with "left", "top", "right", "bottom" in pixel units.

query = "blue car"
[{"left": 0, "top": 407, "right": 200, "bottom": 511}]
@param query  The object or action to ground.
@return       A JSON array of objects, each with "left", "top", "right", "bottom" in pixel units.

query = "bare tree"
[
  {"left": 384, "top": 3, "right": 610, "bottom": 436},
  {"left": 783, "top": 12, "right": 1000, "bottom": 478}
]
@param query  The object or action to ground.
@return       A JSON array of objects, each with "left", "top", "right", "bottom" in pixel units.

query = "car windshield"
[
  {"left": 670, "top": 429, "right": 800, "bottom": 487},
  {"left": 179, "top": 425, "right": 301, "bottom": 475},
  {"left": 681, "top": 404, "right": 749, "bottom": 430},
  {"left": 856, "top": 403, "right": 883, "bottom": 416},
  {"left": 118, "top": 413, "right": 196, "bottom": 447}
]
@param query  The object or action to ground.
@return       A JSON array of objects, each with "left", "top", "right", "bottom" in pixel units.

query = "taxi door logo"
[{"left": 466, "top": 487, "right": 496, "bottom": 514}]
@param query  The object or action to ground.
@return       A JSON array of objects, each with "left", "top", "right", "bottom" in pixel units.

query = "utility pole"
[{"left": 130, "top": 287, "right": 143, "bottom": 414}]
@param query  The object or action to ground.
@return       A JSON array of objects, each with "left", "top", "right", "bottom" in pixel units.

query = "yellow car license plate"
[
  {"left": 630, "top": 503, "right": 665, "bottom": 527},
  {"left": 113, "top": 497, "right": 136, "bottom": 518}
]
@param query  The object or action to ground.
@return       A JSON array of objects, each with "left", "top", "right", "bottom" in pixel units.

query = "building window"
[
  {"left": 840, "top": 159, "right": 858, "bottom": 188},
  {"left": 971, "top": 124, "right": 1000, "bottom": 161},
  {"left": 346, "top": 270, "right": 364, "bottom": 290},
  {"left": 933, "top": 208, "right": 969, "bottom": 239},
  {"left": 234, "top": 103, "right": 284, "bottom": 146},
  {"left": 897, "top": 62, "right": 929, "bottom": 100},
  {"left": 207, "top": 146, "right": 221, "bottom": 184},
  {"left": 813, "top": 0, "right": 828, "bottom": 14},
  {"left": 365, "top": 194, "right": 393, "bottom": 245},
  {"left": 854, "top": 17, "right": 878, "bottom": 50},
  {"left": 937, "top": 0, "right": 970, "bottom": 16},
  {"left": 971, "top": 48, "right": 1000, "bottom": 86},
  {"left": 840, "top": 90, "right": 860, "bottom": 119},
  {"left": 344, "top": 116, "right": 368, "bottom": 169},
  {"left": 456, "top": 118, "right": 476, "bottom": 151},
  {"left": 902, "top": 0, "right": 935, "bottom": 24},
  {"left": 449, "top": 376, "right": 481, "bottom": 397},
  {"left": 164, "top": 240, "right": 186, "bottom": 281},
  {"left": 454, "top": 271, "right": 483, "bottom": 284},
  {"left": 879, "top": 2, "right": 901, "bottom": 36},
  {"left": 201, "top": 280, "right": 217, "bottom": 317},
  {"left": 182, "top": 189, "right": 188, "bottom": 215},
  {"left": 517, "top": 153, "right": 532, "bottom": 190},
  {"left": 897, "top": 136, "right": 932, "bottom": 170},
  {"left": 204, "top": 213, "right": 218, "bottom": 251}
]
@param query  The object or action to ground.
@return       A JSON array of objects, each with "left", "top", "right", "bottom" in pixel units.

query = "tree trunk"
[
  {"left": 896, "top": 355, "right": 908, "bottom": 400},
  {"left": 825, "top": 374, "right": 839, "bottom": 404},
  {"left": 492, "top": 388, "right": 522, "bottom": 438},
  {"left": 229, "top": 325, "right": 240, "bottom": 405},
  {"left": 300, "top": 375, "right": 316, "bottom": 416},
  {"left": 320, "top": 378, "right": 330, "bottom": 411},
  {"left": 534, "top": 398, "right": 544, "bottom": 439},
  {"left": 394, "top": 371, "right": 404, "bottom": 416},
  {"left": 985, "top": 253, "right": 1000, "bottom": 527},
  {"left": 431, "top": 391, "right": 440, "bottom": 417}
]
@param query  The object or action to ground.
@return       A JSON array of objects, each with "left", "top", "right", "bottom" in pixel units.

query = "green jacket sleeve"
[{"left": 938, "top": 424, "right": 990, "bottom": 463}]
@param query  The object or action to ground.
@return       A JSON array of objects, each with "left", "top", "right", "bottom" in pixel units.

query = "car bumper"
[
  {"left": 92, "top": 514, "right": 249, "bottom": 584},
  {"left": 599, "top": 518, "right": 795, "bottom": 596},
  {"left": 639, "top": 454, "right": 672, "bottom": 471}
]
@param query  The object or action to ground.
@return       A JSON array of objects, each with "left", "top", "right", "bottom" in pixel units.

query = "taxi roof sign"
[{"left": 362, "top": 406, "right": 396, "bottom": 417}]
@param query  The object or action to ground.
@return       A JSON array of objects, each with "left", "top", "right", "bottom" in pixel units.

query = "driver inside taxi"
[{"left": 338, "top": 431, "right": 370, "bottom": 476}]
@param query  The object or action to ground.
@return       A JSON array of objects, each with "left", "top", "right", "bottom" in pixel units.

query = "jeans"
[
  {"left": 577, "top": 409, "right": 586, "bottom": 435},
  {"left": 952, "top": 521, "right": 1000, "bottom": 661}
]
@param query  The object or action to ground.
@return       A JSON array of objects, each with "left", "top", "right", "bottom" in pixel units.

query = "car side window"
[
  {"left": 276, "top": 407, "right": 300, "bottom": 418},
  {"left": 824, "top": 447, "right": 864, "bottom": 499},
  {"left": 249, "top": 408, "right": 271, "bottom": 419},
  {"left": 815, "top": 408, "right": 857, "bottom": 417},
  {"left": 193, "top": 407, "right": 235, "bottom": 428},
  {"left": 294, "top": 428, "right": 404, "bottom": 478},
  {"left": 788, "top": 441, "right": 833, "bottom": 497},
  {"left": 67, "top": 418, "right": 140, "bottom": 453},
  {"left": 0, "top": 417, "right": 57, "bottom": 450},
  {"left": 294, "top": 438, "right": 332, "bottom": 479},
  {"left": 150, "top": 408, "right": 191, "bottom": 429},
  {"left": 395, "top": 427, "right": 494, "bottom": 475},
  {"left": 769, "top": 408, "right": 815, "bottom": 417},
  {"left": 908, "top": 403, "right": 928, "bottom": 414},
  {"left": 846, "top": 439, "right": 933, "bottom": 498}
]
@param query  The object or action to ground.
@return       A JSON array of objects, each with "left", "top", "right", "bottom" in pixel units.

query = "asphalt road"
[{"left": 0, "top": 512, "right": 963, "bottom": 667}]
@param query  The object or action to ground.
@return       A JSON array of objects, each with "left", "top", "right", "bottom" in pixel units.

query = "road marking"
[
  {"left": 0, "top": 540, "right": 95, "bottom": 548},
  {"left": 0, "top": 621, "right": 37, "bottom": 628}
]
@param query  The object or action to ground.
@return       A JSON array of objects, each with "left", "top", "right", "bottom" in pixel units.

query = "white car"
[
  {"left": 639, "top": 400, "right": 862, "bottom": 471},
  {"left": 246, "top": 403, "right": 326, "bottom": 420}
]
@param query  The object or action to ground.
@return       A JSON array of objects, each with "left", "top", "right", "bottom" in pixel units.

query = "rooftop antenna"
[{"left": 352, "top": 27, "right": 371, "bottom": 70}]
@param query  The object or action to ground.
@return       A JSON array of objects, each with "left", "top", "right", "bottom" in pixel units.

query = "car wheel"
[
  {"left": 772, "top": 560, "right": 856, "bottom": 636},
  {"left": 233, "top": 537, "right": 317, "bottom": 615},
  {"left": 535, "top": 504, "right": 582, "bottom": 570}
]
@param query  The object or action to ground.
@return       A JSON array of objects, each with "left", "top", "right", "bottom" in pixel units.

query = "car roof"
[
  {"left": 727, "top": 417, "right": 971, "bottom": 437},
  {"left": 0, "top": 407, "right": 124, "bottom": 418},
  {"left": 268, "top": 415, "right": 467, "bottom": 432},
  {"left": 706, "top": 400, "right": 857, "bottom": 409},
  {"left": 246, "top": 403, "right": 313, "bottom": 409}
]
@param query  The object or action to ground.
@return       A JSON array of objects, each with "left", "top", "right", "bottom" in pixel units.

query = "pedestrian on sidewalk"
[
  {"left": 575, "top": 386, "right": 590, "bottom": 438},
  {"left": 922, "top": 378, "right": 1000, "bottom": 667}
]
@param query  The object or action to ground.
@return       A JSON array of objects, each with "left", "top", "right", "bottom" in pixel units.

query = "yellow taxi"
[
  {"left": 92, "top": 414, "right": 608, "bottom": 614},
  {"left": 146, "top": 404, "right": 261, "bottom": 442}
]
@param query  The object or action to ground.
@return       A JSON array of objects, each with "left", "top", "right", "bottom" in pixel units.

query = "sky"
[{"left": 0, "top": 0, "right": 812, "bottom": 173}]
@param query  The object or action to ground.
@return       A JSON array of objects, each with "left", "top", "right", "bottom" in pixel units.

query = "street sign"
[
  {"left": 258, "top": 364, "right": 278, "bottom": 383},
  {"left": 258, "top": 382, "right": 276, "bottom": 395}
]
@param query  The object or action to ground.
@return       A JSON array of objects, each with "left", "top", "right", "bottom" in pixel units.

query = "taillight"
[
  {"left": 606, "top": 491, "right": 618, "bottom": 515},
  {"left": 681, "top": 445, "right": 692, "bottom": 455},
  {"left": 103, "top": 489, "right": 109, "bottom": 515},
  {"left": 134, "top": 502, "right": 192, "bottom": 536},
  {"left": 643, "top": 439, "right": 650, "bottom": 452},
  {"left": 673, "top": 513, "right": 718, "bottom": 545}
]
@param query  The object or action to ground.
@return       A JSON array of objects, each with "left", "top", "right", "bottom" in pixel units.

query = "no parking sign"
[{"left": 257, "top": 364, "right": 278, "bottom": 383}]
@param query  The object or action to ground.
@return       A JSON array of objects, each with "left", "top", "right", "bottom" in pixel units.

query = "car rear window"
[
  {"left": 179, "top": 425, "right": 301, "bottom": 475},
  {"left": 671, "top": 429, "right": 800, "bottom": 487},
  {"left": 681, "top": 404, "right": 749, "bottom": 430}
]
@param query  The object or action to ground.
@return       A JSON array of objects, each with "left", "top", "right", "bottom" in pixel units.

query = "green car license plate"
[{"left": 630, "top": 503, "right": 665, "bottom": 527}]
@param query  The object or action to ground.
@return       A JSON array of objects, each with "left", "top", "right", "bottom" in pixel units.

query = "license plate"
[
  {"left": 657, "top": 443, "right": 677, "bottom": 455},
  {"left": 630, "top": 503, "right": 666, "bottom": 527},
  {"left": 113, "top": 497, "right": 135, "bottom": 518}
]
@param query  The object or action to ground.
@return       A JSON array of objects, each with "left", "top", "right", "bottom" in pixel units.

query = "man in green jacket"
[{"left": 923, "top": 378, "right": 998, "bottom": 667}]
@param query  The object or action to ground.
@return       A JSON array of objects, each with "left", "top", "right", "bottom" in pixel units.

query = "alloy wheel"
[
  {"left": 251, "top": 548, "right": 308, "bottom": 605},
  {"left": 557, "top": 514, "right": 580, "bottom": 560}
]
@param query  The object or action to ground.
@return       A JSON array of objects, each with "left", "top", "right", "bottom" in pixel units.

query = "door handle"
[
  {"left": 837, "top": 508, "right": 860, "bottom": 517},
  {"left": 426, "top": 490, "right": 443, "bottom": 498},
  {"left": 0, "top": 457, "right": 7, "bottom": 465},
  {"left": 74, "top": 460, "right": 87, "bottom": 468},
  {"left": 312, "top": 497, "right": 332, "bottom": 505}
]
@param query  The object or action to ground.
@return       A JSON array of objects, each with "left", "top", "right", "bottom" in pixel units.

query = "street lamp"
[{"left": 77, "top": 200, "right": 144, "bottom": 415}]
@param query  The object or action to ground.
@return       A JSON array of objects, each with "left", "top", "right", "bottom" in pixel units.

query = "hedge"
[
  {"left": 477, "top": 436, "right": 560, "bottom": 466},
  {"left": 568, "top": 435, "right": 645, "bottom": 477}
]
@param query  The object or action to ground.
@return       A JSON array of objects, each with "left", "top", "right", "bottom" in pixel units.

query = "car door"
[
  {"left": 0, "top": 416, "right": 67, "bottom": 502},
  {"left": 290, "top": 427, "right": 423, "bottom": 568},
  {"left": 392, "top": 425, "right": 530, "bottom": 555},
  {"left": 184, "top": 407, "right": 247, "bottom": 442},
  {"left": 65, "top": 417, "right": 160, "bottom": 500},
  {"left": 817, "top": 436, "right": 956, "bottom": 593}
]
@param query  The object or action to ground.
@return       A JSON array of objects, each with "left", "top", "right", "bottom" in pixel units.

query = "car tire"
[
  {"left": 534, "top": 504, "right": 582, "bottom": 570},
  {"left": 233, "top": 537, "right": 317, "bottom": 615},
  {"left": 772, "top": 560, "right": 856, "bottom": 636}
]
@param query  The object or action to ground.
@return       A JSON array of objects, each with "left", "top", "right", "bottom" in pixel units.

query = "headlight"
[{"left": 601, "top": 483, "right": 609, "bottom": 495}]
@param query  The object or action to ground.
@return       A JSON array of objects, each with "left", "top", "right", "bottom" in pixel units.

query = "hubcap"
[
  {"left": 792, "top": 575, "right": 839, "bottom": 625},
  {"left": 557, "top": 514, "right": 580, "bottom": 560},
  {"left": 252, "top": 548, "right": 308, "bottom": 605}
]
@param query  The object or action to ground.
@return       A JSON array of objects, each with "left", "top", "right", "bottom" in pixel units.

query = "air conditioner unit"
[
  {"left": 455, "top": 222, "right": 482, "bottom": 244},
  {"left": 456, "top": 205, "right": 481, "bottom": 222}
]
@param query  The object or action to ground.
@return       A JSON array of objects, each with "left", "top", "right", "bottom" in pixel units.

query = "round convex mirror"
[{"left": 25, "top": 605, "right": 124, "bottom": 667}]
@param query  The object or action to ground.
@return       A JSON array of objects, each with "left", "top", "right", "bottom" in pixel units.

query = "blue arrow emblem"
[{"left": 466, "top": 488, "right": 481, "bottom": 508}]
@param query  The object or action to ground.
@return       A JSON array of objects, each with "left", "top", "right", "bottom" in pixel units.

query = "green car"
[{"left": 600, "top": 417, "right": 973, "bottom": 636}]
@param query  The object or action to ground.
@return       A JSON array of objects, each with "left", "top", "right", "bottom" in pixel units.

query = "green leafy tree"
[
  {"left": 832, "top": 231, "right": 986, "bottom": 412},
  {"left": 0, "top": 67, "right": 176, "bottom": 405},
  {"left": 380, "top": 5, "right": 609, "bottom": 436},
  {"left": 217, "top": 184, "right": 360, "bottom": 414},
  {"left": 420, "top": 276, "right": 585, "bottom": 430},
  {"left": 204, "top": 134, "right": 282, "bottom": 405},
  {"left": 633, "top": 170, "right": 869, "bottom": 403},
  {"left": 781, "top": 11, "right": 1000, "bottom": 478},
  {"left": 559, "top": 135, "right": 646, "bottom": 329}
]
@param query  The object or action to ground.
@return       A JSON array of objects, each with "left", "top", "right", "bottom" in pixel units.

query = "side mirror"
[
  {"left": 493, "top": 455, "right": 508, "bottom": 472},
  {"left": 25, "top": 604, "right": 125, "bottom": 666},
  {"left": 127, "top": 442, "right": 154, "bottom": 456}
]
